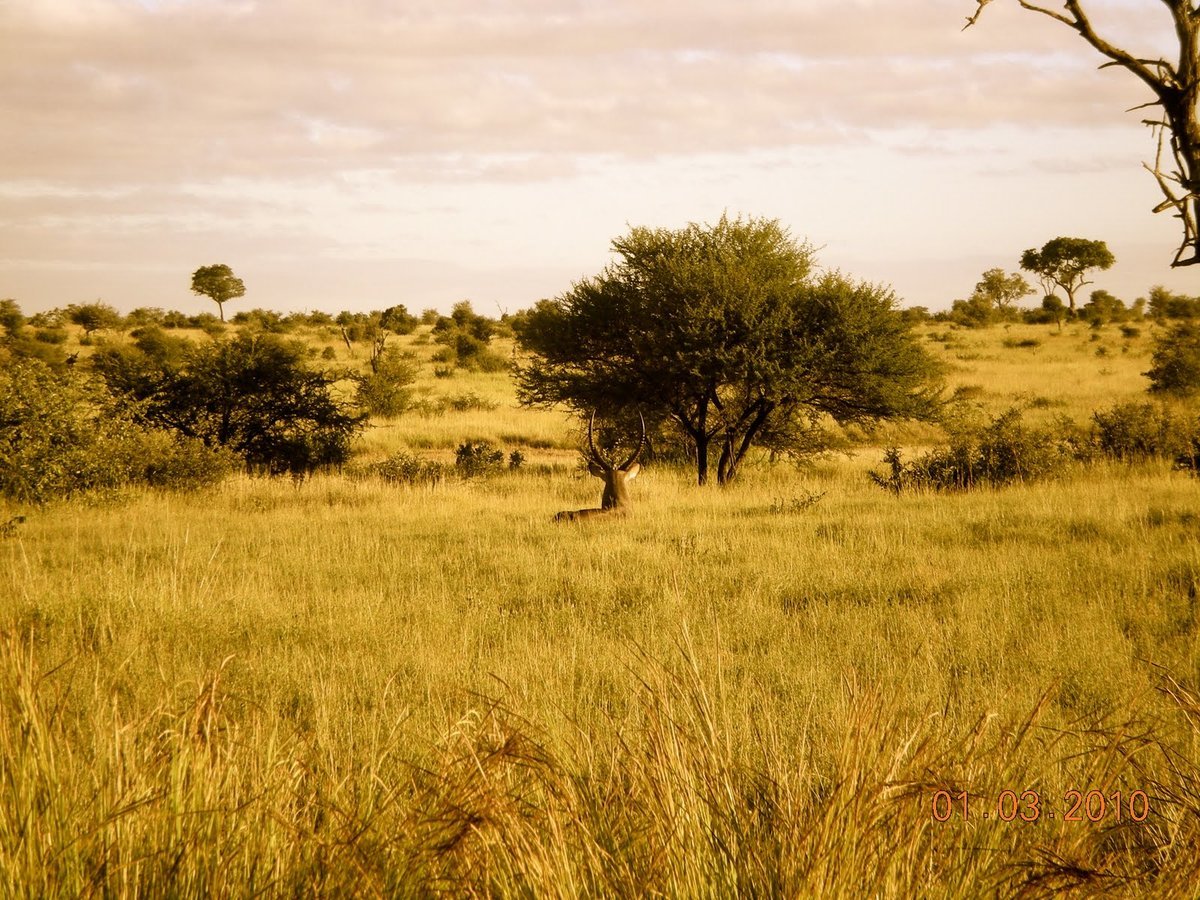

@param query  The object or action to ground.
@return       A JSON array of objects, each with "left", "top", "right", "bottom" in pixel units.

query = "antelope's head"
[{"left": 554, "top": 411, "right": 646, "bottom": 521}]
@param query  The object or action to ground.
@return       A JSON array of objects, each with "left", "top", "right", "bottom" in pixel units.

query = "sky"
[{"left": 2, "top": 0, "right": 1198, "bottom": 317}]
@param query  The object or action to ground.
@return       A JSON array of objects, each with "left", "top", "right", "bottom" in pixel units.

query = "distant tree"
[
  {"left": 67, "top": 301, "right": 122, "bottom": 336},
  {"left": 973, "top": 268, "right": 1033, "bottom": 314},
  {"left": 897, "top": 306, "right": 931, "bottom": 326},
  {"left": 445, "top": 300, "right": 495, "bottom": 341},
  {"left": 1146, "top": 322, "right": 1200, "bottom": 397},
  {"left": 949, "top": 294, "right": 996, "bottom": 328},
  {"left": 1147, "top": 285, "right": 1200, "bottom": 320},
  {"left": 28, "top": 308, "right": 64, "bottom": 328},
  {"left": 289, "top": 309, "right": 333, "bottom": 327},
  {"left": 430, "top": 301, "right": 506, "bottom": 372},
  {"left": 965, "top": 2, "right": 1200, "bottom": 268},
  {"left": 190, "top": 264, "right": 245, "bottom": 322},
  {"left": 0, "top": 299, "right": 67, "bottom": 368},
  {"left": 1019, "top": 238, "right": 1115, "bottom": 315},
  {"left": 0, "top": 299, "right": 24, "bottom": 333},
  {"left": 1081, "top": 289, "right": 1128, "bottom": 326},
  {"left": 516, "top": 215, "right": 941, "bottom": 485},
  {"left": 126, "top": 307, "right": 166, "bottom": 328},
  {"left": 230, "top": 308, "right": 285, "bottom": 333},
  {"left": 1040, "top": 295, "right": 1068, "bottom": 331},
  {"left": 380, "top": 304, "right": 418, "bottom": 335}
]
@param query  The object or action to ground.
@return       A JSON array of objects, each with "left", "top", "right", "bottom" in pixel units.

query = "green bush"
[
  {"left": 455, "top": 440, "right": 505, "bottom": 478},
  {"left": 873, "top": 404, "right": 1200, "bottom": 494},
  {"left": 1085, "top": 401, "right": 1200, "bottom": 473},
  {"left": 0, "top": 361, "right": 233, "bottom": 503},
  {"left": 355, "top": 348, "right": 418, "bottom": 417},
  {"left": 1147, "top": 322, "right": 1200, "bottom": 396},
  {"left": 443, "top": 392, "right": 498, "bottom": 412},
  {"left": 369, "top": 451, "right": 446, "bottom": 486},
  {"left": 869, "top": 409, "right": 1072, "bottom": 493},
  {"left": 35, "top": 328, "right": 68, "bottom": 345}
]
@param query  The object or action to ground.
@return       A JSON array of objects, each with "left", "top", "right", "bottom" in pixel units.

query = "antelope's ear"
[
  {"left": 588, "top": 461, "right": 606, "bottom": 477},
  {"left": 624, "top": 463, "right": 640, "bottom": 480}
]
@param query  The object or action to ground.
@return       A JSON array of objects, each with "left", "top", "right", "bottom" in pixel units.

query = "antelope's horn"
[
  {"left": 618, "top": 411, "right": 647, "bottom": 470},
  {"left": 586, "top": 410, "right": 609, "bottom": 468}
]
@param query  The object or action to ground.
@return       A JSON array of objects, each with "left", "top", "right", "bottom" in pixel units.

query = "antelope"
[{"left": 554, "top": 411, "right": 646, "bottom": 522}]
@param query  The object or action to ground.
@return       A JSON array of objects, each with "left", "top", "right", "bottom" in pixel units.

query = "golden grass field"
[{"left": 2, "top": 320, "right": 1199, "bottom": 897}]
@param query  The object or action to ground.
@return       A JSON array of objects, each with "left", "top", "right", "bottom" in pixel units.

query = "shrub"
[
  {"left": 355, "top": 348, "right": 418, "bottom": 417},
  {"left": 35, "top": 328, "right": 68, "bottom": 345},
  {"left": 0, "top": 361, "right": 233, "bottom": 503},
  {"left": 471, "top": 347, "right": 511, "bottom": 373},
  {"left": 1147, "top": 322, "right": 1200, "bottom": 396},
  {"left": 128, "top": 430, "right": 238, "bottom": 489},
  {"left": 869, "top": 409, "right": 1072, "bottom": 493},
  {"left": 230, "top": 308, "right": 286, "bottom": 333},
  {"left": 125, "top": 307, "right": 166, "bottom": 328},
  {"left": 1086, "top": 401, "right": 1200, "bottom": 472},
  {"left": 455, "top": 440, "right": 505, "bottom": 477},
  {"left": 370, "top": 451, "right": 446, "bottom": 486},
  {"left": 443, "top": 392, "right": 498, "bottom": 413},
  {"left": 67, "top": 302, "right": 122, "bottom": 336}
]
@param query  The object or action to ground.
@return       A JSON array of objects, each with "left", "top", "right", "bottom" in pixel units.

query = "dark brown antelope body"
[{"left": 554, "top": 412, "right": 645, "bottom": 522}]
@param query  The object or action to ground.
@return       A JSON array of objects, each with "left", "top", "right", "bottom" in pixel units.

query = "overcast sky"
[{"left": 2, "top": 0, "right": 1196, "bottom": 316}]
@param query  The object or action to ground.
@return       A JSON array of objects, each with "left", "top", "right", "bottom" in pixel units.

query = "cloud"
[
  {"left": 0, "top": 0, "right": 1175, "bottom": 188},
  {"left": 4, "top": 0, "right": 1190, "bottom": 312}
]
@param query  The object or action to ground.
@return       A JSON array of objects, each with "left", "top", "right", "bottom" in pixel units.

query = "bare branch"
[
  {"left": 967, "top": 0, "right": 1200, "bottom": 266},
  {"left": 962, "top": 0, "right": 993, "bottom": 30},
  {"left": 1015, "top": 0, "right": 1075, "bottom": 28}
]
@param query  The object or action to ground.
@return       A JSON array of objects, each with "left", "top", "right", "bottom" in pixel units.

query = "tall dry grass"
[{"left": 2, "top": 320, "right": 1199, "bottom": 895}]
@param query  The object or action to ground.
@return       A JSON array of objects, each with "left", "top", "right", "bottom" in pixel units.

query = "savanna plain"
[{"left": 3, "top": 320, "right": 1200, "bottom": 897}]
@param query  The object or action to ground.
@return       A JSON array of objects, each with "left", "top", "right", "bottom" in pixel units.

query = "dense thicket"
[
  {"left": 93, "top": 333, "right": 364, "bottom": 476},
  {"left": 0, "top": 361, "right": 234, "bottom": 503}
]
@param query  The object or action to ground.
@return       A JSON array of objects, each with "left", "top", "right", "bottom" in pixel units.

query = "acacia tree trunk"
[{"left": 716, "top": 400, "right": 774, "bottom": 484}]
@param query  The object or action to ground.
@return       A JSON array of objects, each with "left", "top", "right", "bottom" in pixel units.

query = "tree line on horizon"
[{"left": 3, "top": 215, "right": 1200, "bottom": 504}]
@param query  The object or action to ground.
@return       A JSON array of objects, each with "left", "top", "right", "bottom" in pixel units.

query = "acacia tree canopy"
[
  {"left": 974, "top": 268, "right": 1033, "bottom": 311},
  {"left": 965, "top": 1, "right": 1200, "bottom": 267},
  {"left": 190, "top": 264, "right": 246, "bottom": 322},
  {"left": 1019, "top": 237, "right": 1115, "bottom": 314},
  {"left": 515, "top": 215, "right": 941, "bottom": 485}
]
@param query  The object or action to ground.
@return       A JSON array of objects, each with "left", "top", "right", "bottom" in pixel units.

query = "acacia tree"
[
  {"left": 67, "top": 301, "right": 122, "bottom": 337},
  {"left": 190, "top": 264, "right": 245, "bottom": 322},
  {"left": 965, "top": 1, "right": 1200, "bottom": 267},
  {"left": 515, "top": 215, "right": 941, "bottom": 485},
  {"left": 1020, "top": 237, "right": 1115, "bottom": 314},
  {"left": 974, "top": 268, "right": 1033, "bottom": 313}
]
